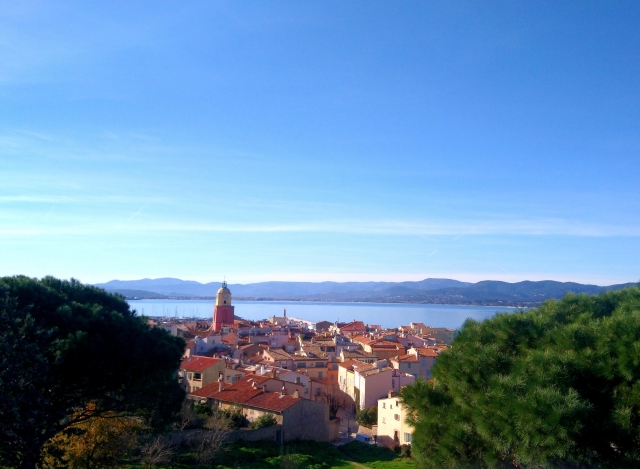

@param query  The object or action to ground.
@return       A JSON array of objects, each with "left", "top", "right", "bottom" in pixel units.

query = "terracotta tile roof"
[
  {"left": 311, "top": 337, "right": 335, "bottom": 344},
  {"left": 221, "top": 333, "right": 237, "bottom": 345},
  {"left": 239, "top": 344, "right": 259, "bottom": 350},
  {"left": 300, "top": 344, "right": 328, "bottom": 359},
  {"left": 393, "top": 354, "right": 418, "bottom": 363},
  {"left": 360, "top": 366, "right": 392, "bottom": 377},
  {"left": 352, "top": 362, "right": 378, "bottom": 373},
  {"left": 342, "top": 350, "right": 377, "bottom": 359},
  {"left": 338, "top": 359, "right": 375, "bottom": 372},
  {"left": 412, "top": 347, "right": 440, "bottom": 358},
  {"left": 191, "top": 377, "right": 259, "bottom": 401},
  {"left": 340, "top": 321, "right": 366, "bottom": 331},
  {"left": 192, "top": 376, "right": 301, "bottom": 412},
  {"left": 352, "top": 335, "right": 374, "bottom": 345},
  {"left": 244, "top": 391, "right": 302, "bottom": 412},
  {"left": 264, "top": 348, "right": 293, "bottom": 361},
  {"left": 369, "top": 340, "right": 402, "bottom": 349},
  {"left": 181, "top": 356, "right": 222, "bottom": 372}
]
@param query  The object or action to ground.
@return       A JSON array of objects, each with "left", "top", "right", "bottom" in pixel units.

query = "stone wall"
[{"left": 225, "top": 424, "right": 282, "bottom": 444}]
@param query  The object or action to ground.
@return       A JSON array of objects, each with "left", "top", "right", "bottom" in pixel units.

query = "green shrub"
[
  {"left": 249, "top": 413, "right": 277, "bottom": 429},
  {"left": 193, "top": 404, "right": 212, "bottom": 416},
  {"left": 215, "top": 409, "right": 246, "bottom": 429},
  {"left": 398, "top": 444, "right": 411, "bottom": 458},
  {"left": 355, "top": 406, "right": 377, "bottom": 428}
]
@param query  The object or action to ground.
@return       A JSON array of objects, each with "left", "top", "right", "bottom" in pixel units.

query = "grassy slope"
[
  {"left": 124, "top": 439, "right": 413, "bottom": 469},
  {"left": 339, "top": 441, "right": 415, "bottom": 469},
  {"left": 216, "top": 440, "right": 353, "bottom": 468}
]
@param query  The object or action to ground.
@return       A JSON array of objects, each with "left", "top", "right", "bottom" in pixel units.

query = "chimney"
[
  {"left": 262, "top": 385, "right": 267, "bottom": 393},
  {"left": 281, "top": 385, "right": 286, "bottom": 396},
  {"left": 388, "top": 390, "right": 395, "bottom": 398},
  {"left": 218, "top": 375, "right": 224, "bottom": 392},
  {"left": 272, "top": 368, "right": 277, "bottom": 379},
  {"left": 293, "top": 389, "right": 299, "bottom": 398}
]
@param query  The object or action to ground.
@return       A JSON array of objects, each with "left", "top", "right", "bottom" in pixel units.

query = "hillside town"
[{"left": 149, "top": 282, "right": 455, "bottom": 447}]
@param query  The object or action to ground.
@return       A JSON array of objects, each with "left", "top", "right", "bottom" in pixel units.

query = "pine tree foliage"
[
  {"left": 0, "top": 276, "right": 185, "bottom": 469},
  {"left": 400, "top": 288, "right": 640, "bottom": 469}
]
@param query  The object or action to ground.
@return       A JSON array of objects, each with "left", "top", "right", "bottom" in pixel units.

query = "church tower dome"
[
  {"left": 216, "top": 281, "right": 232, "bottom": 305},
  {"left": 212, "top": 280, "right": 234, "bottom": 332}
]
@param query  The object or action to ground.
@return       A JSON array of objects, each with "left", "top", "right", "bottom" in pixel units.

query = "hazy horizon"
[{"left": 96, "top": 275, "right": 635, "bottom": 288}]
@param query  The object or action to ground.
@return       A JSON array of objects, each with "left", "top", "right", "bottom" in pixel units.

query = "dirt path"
[
  {"left": 348, "top": 462, "right": 372, "bottom": 469},
  {"left": 338, "top": 451, "right": 372, "bottom": 469}
]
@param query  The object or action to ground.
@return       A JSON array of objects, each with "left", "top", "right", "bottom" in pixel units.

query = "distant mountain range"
[{"left": 94, "top": 278, "right": 639, "bottom": 307}]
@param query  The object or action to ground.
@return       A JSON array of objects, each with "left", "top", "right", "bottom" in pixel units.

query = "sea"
[{"left": 126, "top": 299, "right": 520, "bottom": 330}]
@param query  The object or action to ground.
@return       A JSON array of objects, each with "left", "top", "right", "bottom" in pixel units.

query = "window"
[
  {"left": 396, "top": 400, "right": 399, "bottom": 406},
  {"left": 187, "top": 372, "right": 193, "bottom": 380},
  {"left": 404, "top": 433, "right": 412, "bottom": 443},
  {"left": 382, "top": 417, "right": 386, "bottom": 424},
  {"left": 318, "top": 372, "right": 323, "bottom": 379},
  {"left": 422, "top": 360, "right": 426, "bottom": 366},
  {"left": 382, "top": 403, "right": 386, "bottom": 409},
  {"left": 297, "top": 362, "right": 306, "bottom": 368},
  {"left": 407, "top": 363, "right": 411, "bottom": 368},
  {"left": 193, "top": 373, "right": 202, "bottom": 381},
  {"left": 316, "top": 362, "right": 324, "bottom": 367},
  {"left": 426, "top": 370, "right": 431, "bottom": 377},
  {"left": 331, "top": 375, "right": 334, "bottom": 380},
  {"left": 394, "top": 414, "right": 400, "bottom": 421}
]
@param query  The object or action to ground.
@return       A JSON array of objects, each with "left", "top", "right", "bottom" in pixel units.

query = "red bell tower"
[{"left": 212, "top": 281, "right": 234, "bottom": 332}]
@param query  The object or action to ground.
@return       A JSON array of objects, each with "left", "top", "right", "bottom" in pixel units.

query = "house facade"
[
  {"left": 180, "top": 356, "right": 226, "bottom": 393},
  {"left": 377, "top": 391, "right": 414, "bottom": 447}
]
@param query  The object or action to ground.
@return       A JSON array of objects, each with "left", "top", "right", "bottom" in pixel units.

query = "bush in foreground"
[
  {"left": 401, "top": 287, "right": 640, "bottom": 469},
  {"left": 0, "top": 276, "right": 185, "bottom": 469}
]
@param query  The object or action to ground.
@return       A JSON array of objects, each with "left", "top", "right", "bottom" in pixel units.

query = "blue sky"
[{"left": 1, "top": 1, "right": 639, "bottom": 285}]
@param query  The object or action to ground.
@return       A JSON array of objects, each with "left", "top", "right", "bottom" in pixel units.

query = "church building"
[{"left": 212, "top": 281, "right": 234, "bottom": 332}]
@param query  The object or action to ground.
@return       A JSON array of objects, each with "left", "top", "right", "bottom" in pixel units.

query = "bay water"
[{"left": 127, "top": 299, "right": 519, "bottom": 330}]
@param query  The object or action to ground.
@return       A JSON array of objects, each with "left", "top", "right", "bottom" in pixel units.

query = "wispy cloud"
[{"left": 2, "top": 218, "right": 639, "bottom": 238}]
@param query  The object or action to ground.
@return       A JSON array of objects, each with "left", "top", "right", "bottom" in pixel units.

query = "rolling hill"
[{"left": 94, "top": 278, "right": 638, "bottom": 306}]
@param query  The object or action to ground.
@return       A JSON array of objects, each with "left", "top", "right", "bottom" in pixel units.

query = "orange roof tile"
[
  {"left": 393, "top": 354, "right": 418, "bottom": 363},
  {"left": 192, "top": 375, "right": 302, "bottom": 412},
  {"left": 181, "top": 356, "right": 222, "bottom": 372}
]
